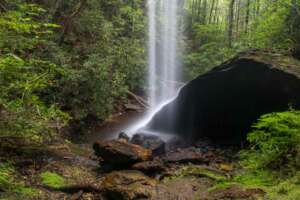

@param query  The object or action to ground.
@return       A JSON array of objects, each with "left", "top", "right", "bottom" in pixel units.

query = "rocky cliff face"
[{"left": 147, "top": 50, "right": 300, "bottom": 144}]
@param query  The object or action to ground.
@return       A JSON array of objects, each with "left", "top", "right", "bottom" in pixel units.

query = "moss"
[
  {"left": 40, "top": 171, "right": 66, "bottom": 189},
  {"left": 208, "top": 182, "right": 238, "bottom": 192},
  {"left": 210, "top": 168, "right": 300, "bottom": 200},
  {"left": 233, "top": 170, "right": 276, "bottom": 187},
  {"left": 207, "top": 169, "right": 275, "bottom": 193},
  {"left": 163, "top": 165, "right": 227, "bottom": 183},
  {"left": 64, "top": 140, "right": 91, "bottom": 157}
]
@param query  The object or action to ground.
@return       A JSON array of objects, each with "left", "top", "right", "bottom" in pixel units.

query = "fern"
[{"left": 241, "top": 111, "right": 300, "bottom": 173}]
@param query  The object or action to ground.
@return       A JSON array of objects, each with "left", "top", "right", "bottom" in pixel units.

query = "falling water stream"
[{"left": 126, "top": 0, "right": 182, "bottom": 138}]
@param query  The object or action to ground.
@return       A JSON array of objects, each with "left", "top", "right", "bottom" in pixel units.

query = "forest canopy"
[{"left": 184, "top": 0, "right": 300, "bottom": 79}]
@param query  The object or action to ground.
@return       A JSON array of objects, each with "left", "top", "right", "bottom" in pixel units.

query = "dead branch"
[
  {"left": 0, "top": 0, "right": 7, "bottom": 12},
  {"left": 126, "top": 90, "right": 148, "bottom": 108}
]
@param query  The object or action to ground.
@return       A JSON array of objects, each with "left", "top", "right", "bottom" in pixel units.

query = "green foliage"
[
  {"left": 207, "top": 168, "right": 276, "bottom": 193},
  {"left": 240, "top": 111, "right": 300, "bottom": 172},
  {"left": 0, "top": 0, "right": 146, "bottom": 138},
  {"left": 0, "top": 163, "right": 13, "bottom": 190},
  {"left": 266, "top": 172, "right": 300, "bottom": 200},
  {"left": 44, "top": 0, "right": 146, "bottom": 121},
  {"left": 233, "top": 170, "right": 276, "bottom": 187},
  {"left": 184, "top": 0, "right": 300, "bottom": 80},
  {"left": 219, "top": 111, "right": 300, "bottom": 199},
  {"left": 183, "top": 24, "right": 240, "bottom": 80},
  {"left": 209, "top": 168, "right": 300, "bottom": 199},
  {"left": 0, "top": 2, "right": 69, "bottom": 141},
  {"left": 244, "top": 0, "right": 295, "bottom": 49},
  {"left": 0, "top": 162, "right": 38, "bottom": 199},
  {"left": 40, "top": 171, "right": 66, "bottom": 189}
]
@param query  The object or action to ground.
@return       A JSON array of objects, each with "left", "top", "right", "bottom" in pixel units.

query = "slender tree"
[
  {"left": 245, "top": 0, "right": 250, "bottom": 33},
  {"left": 228, "top": 0, "right": 236, "bottom": 47},
  {"left": 209, "top": 0, "right": 216, "bottom": 24}
]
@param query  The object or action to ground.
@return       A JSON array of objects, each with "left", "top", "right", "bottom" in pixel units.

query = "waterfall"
[
  {"left": 149, "top": 0, "right": 180, "bottom": 110},
  {"left": 126, "top": 0, "right": 182, "bottom": 136}
]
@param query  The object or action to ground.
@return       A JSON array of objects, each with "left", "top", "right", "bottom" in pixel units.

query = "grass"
[
  {"left": 207, "top": 168, "right": 300, "bottom": 200},
  {"left": 266, "top": 172, "right": 300, "bottom": 200},
  {"left": 233, "top": 169, "right": 276, "bottom": 187},
  {"left": 208, "top": 169, "right": 275, "bottom": 191},
  {"left": 40, "top": 171, "right": 66, "bottom": 189}
]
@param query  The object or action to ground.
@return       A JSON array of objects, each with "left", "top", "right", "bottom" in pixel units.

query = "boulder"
[
  {"left": 131, "top": 133, "right": 166, "bottom": 156},
  {"left": 147, "top": 50, "right": 300, "bottom": 143},
  {"left": 93, "top": 140, "right": 151, "bottom": 167},
  {"left": 118, "top": 132, "right": 130, "bottom": 142},
  {"left": 100, "top": 170, "right": 157, "bottom": 200}
]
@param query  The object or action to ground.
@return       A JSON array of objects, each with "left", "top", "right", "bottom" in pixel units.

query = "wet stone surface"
[
  {"left": 130, "top": 133, "right": 166, "bottom": 156},
  {"left": 93, "top": 139, "right": 152, "bottom": 168}
]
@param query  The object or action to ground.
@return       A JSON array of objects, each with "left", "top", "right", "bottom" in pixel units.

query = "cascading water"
[
  {"left": 127, "top": 0, "right": 182, "bottom": 136},
  {"left": 149, "top": 0, "right": 180, "bottom": 108}
]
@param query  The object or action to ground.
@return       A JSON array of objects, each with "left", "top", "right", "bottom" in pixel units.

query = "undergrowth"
[
  {"left": 0, "top": 162, "right": 39, "bottom": 199},
  {"left": 39, "top": 171, "right": 66, "bottom": 189},
  {"left": 225, "top": 111, "right": 300, "bottom": 199},
  {"left": 240, "top": 111, "right": 300, "bottom": 173}
]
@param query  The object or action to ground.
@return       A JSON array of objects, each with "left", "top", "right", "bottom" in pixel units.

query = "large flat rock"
[{"left": 93, "top": 140, "right": 152, "bottom": 167}]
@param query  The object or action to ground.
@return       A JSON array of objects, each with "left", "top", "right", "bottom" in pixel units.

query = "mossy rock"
[
  {"left": 101, "top": 170, "right": 157, "bottom": 200},
  {"left": 163, "top": 165, "right": 228, "bottom": 183}
]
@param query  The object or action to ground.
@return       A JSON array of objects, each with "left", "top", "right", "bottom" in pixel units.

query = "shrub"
[{"left": 0, "top": 3, "right": 69, "bottom": 142}]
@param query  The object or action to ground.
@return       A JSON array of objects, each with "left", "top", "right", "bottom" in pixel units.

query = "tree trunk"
[
  {"left": 236, "top": 0, "right": 241, "bottom": 36},
  {"left": 202, "top": 0, "right": 208, "bottom": 24},
  {"left": 209, "top": 0, "right": 216, "bottom": 24},
  {"left": 228, "top": 0, "right": 236, "bottom": 47},
  {"left": 191, "top": 0, "right": 196, "bottom": 24},
  {"left": 197, "top": 0, "right": 202, "bottom": 22},
  {"left": 256, "top": 0, "right": 260, "bottom": 17},
  {"left": 213, "top": 0, "right": 219, "bottom": 24},
  {"left": 245, "top": 0, "right": 250, "bottom": 33}
]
